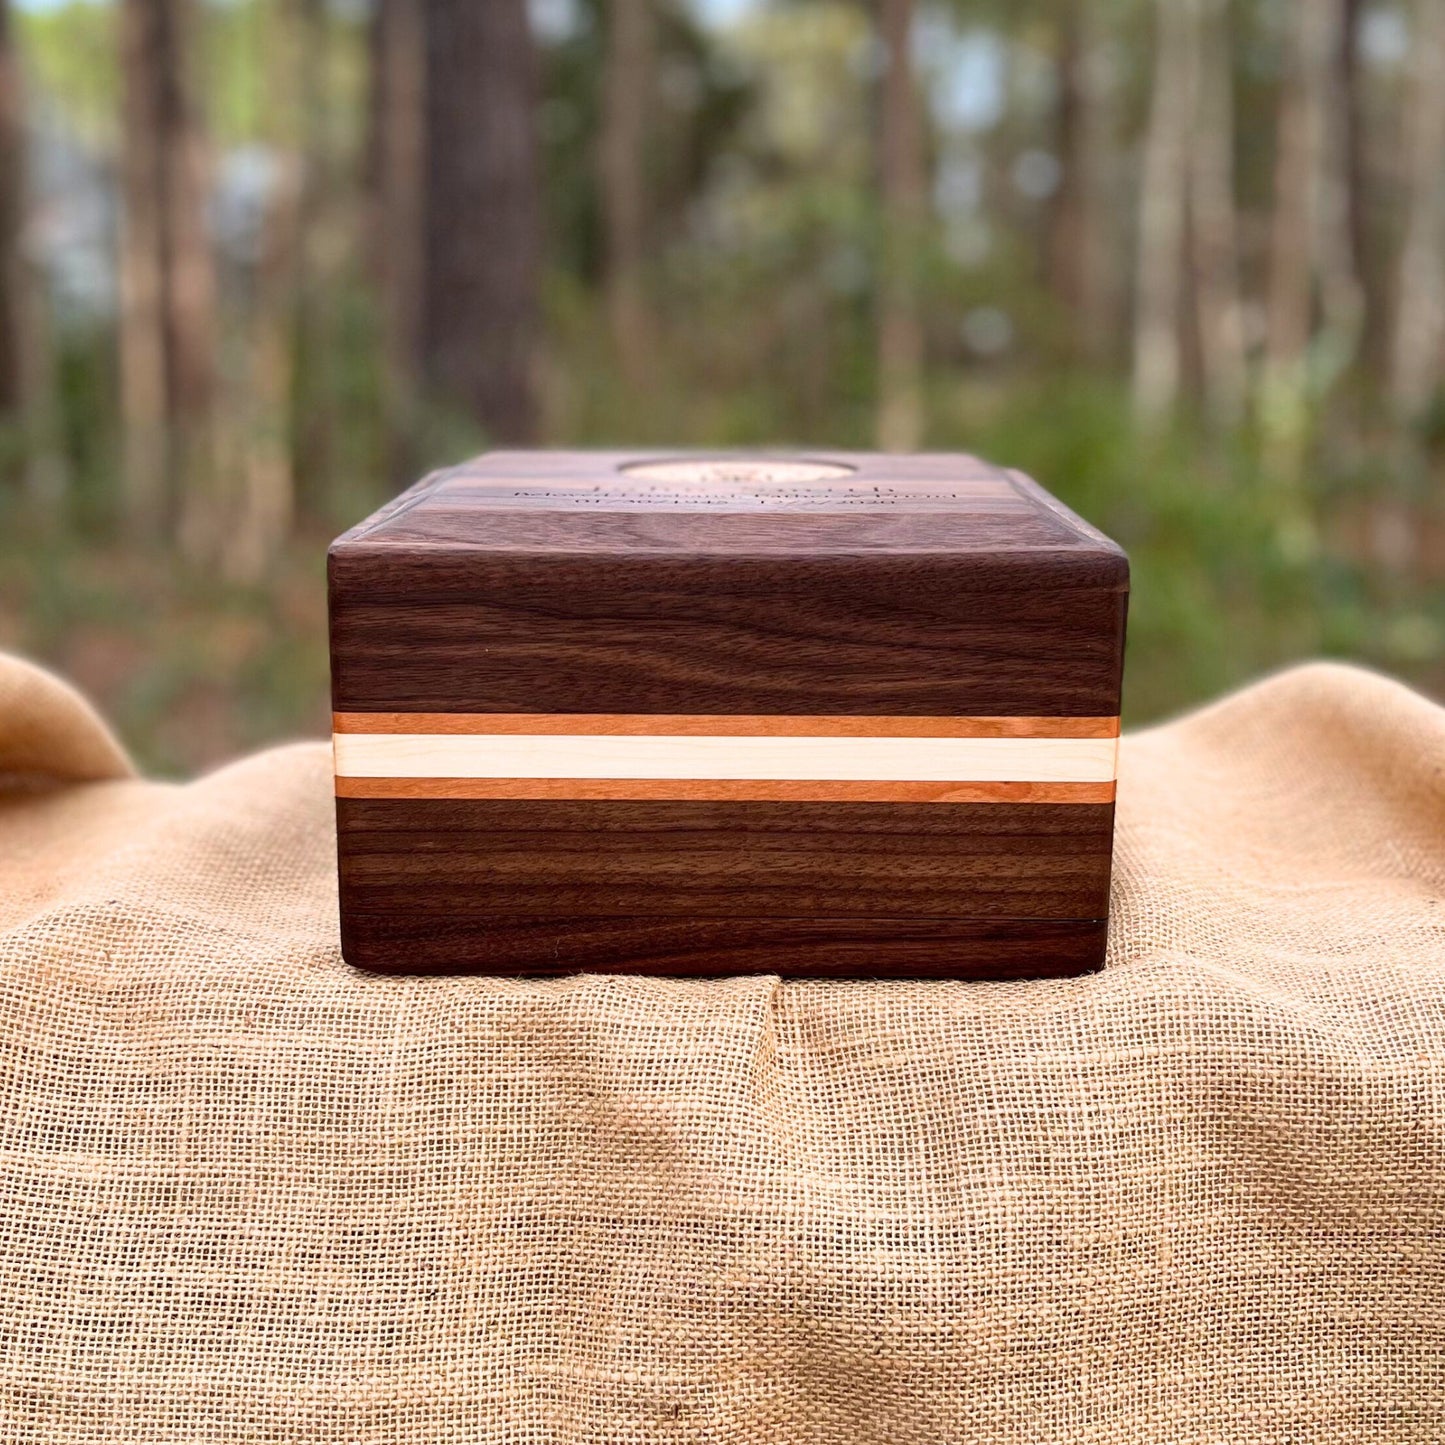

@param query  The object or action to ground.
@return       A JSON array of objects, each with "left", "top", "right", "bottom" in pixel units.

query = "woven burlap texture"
[{"left": 1, "top": 649, "right": 1442, "bottom": 1443}]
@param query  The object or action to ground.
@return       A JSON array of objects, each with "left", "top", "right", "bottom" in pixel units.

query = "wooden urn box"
[{"left": 329, "top": 451, "right": 1128, "bottom": 978}]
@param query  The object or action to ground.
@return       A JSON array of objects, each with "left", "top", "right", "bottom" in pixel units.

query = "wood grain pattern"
[
  {"left": 329, "top": 553, "right": 1127, "bottom": 717},
  {"left": 336, "top": 798, "right": 1115, "bottom": 921},
  {"left": 328, "top": 450, "right": 1129, "bottom": 978},
  {"left": 338, "top": 910, "right": 1109, "bottom": 978}
]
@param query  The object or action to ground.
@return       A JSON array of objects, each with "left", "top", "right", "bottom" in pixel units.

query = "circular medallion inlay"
[{"left": 620, "top": 458, "right": 855, "bottom": 486}]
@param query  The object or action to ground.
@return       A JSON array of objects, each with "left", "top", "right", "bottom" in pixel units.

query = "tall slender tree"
[
  {"left": 0, "top": 0, "right": 24, "bottom": 433},
  {"left": 226, "top": 0, "right": 314, "bottom": 581},
  {"left": 0, "top": 0, "right": 65, "bottom": 513},
  {"left": 288, "top": 0, "right": 336, "bottom": 517},
  {"left": 1132, "top": 0, "right": 1197, "bottom": 420},
  {"left": 1390, "top": 0, "right": 1445, "bottom": 420},
  {"left": 367, "top": 0, "right": 425, "bottom": 480},
  {"left": 876, "top": 0, "right": 925, "bottom": 452},
  {"left": 118, "top": 0, "right": 219, "bottom": 547},
  {"left": 600, "top": 0, "right": 655, "bottom": 385},
  {"left": 1049, "top": 0, "right": 1112, "bottom": 363},
  {"left": 1316, "top": 2, "right": 1364, "bottom": 370},
  {"left": 1189, "top": 0, "right": 1246, "bottom": 423},
  {"left": 1339, "top": 0, "right": 1379, "bottom": 365},
  {"left": 421, "top": 0, "right": 541, "bottom": 445},
  {"left": 118, "top": 0, "right": 166, "bottom": 535},
  {"left": 1263, "top": 0, "right": 1358, "bottom": 389}
]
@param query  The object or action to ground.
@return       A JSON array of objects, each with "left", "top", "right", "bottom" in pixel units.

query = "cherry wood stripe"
[
  {"left": 333, "top": 711, "right": 1121, "bottom": 739},
  {"left": 334, "top": 777, "right": 1117, "bottom": 803}
]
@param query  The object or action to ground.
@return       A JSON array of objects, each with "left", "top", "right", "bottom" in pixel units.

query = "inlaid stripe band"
[
  {"left": 333, "top": 712, "right": 1120, "bottom": 739},
  {"left": 335, "top": 777, "right": 1116, "bottom": 803},
  {"left": 332, "top": 724, "right": 1119, "bottom": 804}
]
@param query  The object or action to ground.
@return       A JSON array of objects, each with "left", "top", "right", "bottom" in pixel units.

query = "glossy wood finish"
[
  {"left": 335, "top": 789, "right": 1116, "bottom": 974},
  {"left": 339, "top": 910, "right": 1109, "bottom": 979},
  {"left": 328, "top": 451, "right": 1130, "bottom": 978},
  {"left": 330, "top": 552, "right": 1127, "bottom": 717},
  {"left": 338, "top": 797, "right": 1115, "bottom": 915}
]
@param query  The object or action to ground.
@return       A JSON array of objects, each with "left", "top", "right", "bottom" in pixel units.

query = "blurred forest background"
[{"left": 1, "top": 0, "right": 1444, "bottom": 773}]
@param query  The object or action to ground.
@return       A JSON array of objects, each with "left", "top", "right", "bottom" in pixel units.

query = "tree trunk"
[
  {"left": 1264, "top": 0, "right": 1350, "bottom": 383},
  {"left": 0, "top": 0, "right": 24, "bottom": 427},
  {"left": 876, "top": 0, "right": 925, "bottom": 452},
  {"left": 599, "top": 0, "right": 654, "bottom": 386},
  {"left": 289, "top": 0, "right": 332, "bottom": 520},
  {"left": 158, "top": 0, "right": 219, "bottom": 561},
  {"left": 1263, "top": 6, "right": 1312, "bottom": 377},
  {"left": 1049, "top": 0, "right": 1112, "bottom": 363},
  {"left": 1390, "top": 0, "right": 1445, "bottom": 420},
  {"left": 367, "top": 0, "right": 425, "bottom": 481},
  {"left": 118, "top": 0, "right": 169, "bottom": 536},
  {"left": 224, "top": 0, "right": 311, "bottom": 581},
  {"left": 1339, "top": 0, "right": 1380, "bottom": 368},
  {"left": 225, "top": 155, "right": 301, "bottom": 582},
  {"left": 0, "top": 0, "right": 62, "bottom": 512},
  {"left": 119, "top": 0, "right": 219, "bottom": 549},
  {"left": 1188, "top": 0, "right": 1246, "bottom": 424},
  {"left": 1132, "top": 0, "right": 1197, "bottom": 421},
  {"left": 421, "top": 0, "right": 541, "bottom": 446},
  {"left": 1316, "top": 0, "right": 1364, "bottom": 373}
]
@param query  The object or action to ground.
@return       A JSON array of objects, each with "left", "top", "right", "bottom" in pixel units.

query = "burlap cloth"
[{"left": 1, "top": 650, "right": 1443, "bottom": 1442}]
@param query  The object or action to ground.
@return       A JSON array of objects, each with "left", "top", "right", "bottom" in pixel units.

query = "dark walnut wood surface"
[{"left": 329, "top": 450, "right": 1129, "bottom": 978}]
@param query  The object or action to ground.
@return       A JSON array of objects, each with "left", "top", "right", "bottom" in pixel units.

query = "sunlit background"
[{"left": 1, "top": 0, "right": 1442, "bottom": 773}]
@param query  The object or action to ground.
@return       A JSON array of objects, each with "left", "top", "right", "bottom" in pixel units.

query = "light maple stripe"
[
  {"left": 332, "top": 712, "right": 1120, "bottom": 739},
  {"left": 331, "top": 732, "right": 1119, "bottom": 784}
]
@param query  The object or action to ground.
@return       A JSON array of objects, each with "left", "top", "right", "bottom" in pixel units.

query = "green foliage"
[
  {"left": 5, "top": 0, "right": 1444, "bottom": 773},
  {"left": 19, "top": 2, "right": 118, "bottom": 146},
  {"left": 0, "top": 528, "right": 330, "bottom": 776}
]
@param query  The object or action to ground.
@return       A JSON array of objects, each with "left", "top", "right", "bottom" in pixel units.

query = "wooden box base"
[
  {"left": 339, "top": 911, "right": 1107, "bottom": 979},
  {"left": 336, "top": 796, "right": 1114, "bottom": 979}
]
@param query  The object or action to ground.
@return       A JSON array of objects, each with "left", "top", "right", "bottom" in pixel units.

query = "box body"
[{"left": 329, "top": 452, "right": 1128, "bottom": 978}]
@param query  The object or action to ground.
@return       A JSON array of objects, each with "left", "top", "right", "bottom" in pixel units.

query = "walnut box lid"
[{"left": 329, "top": 450, "right": 1128, "bottom": 719}]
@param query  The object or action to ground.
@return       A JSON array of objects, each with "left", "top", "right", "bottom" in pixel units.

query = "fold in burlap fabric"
[{"left": 1, "top": 649, "right": 1443, "bottom": 1442}]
